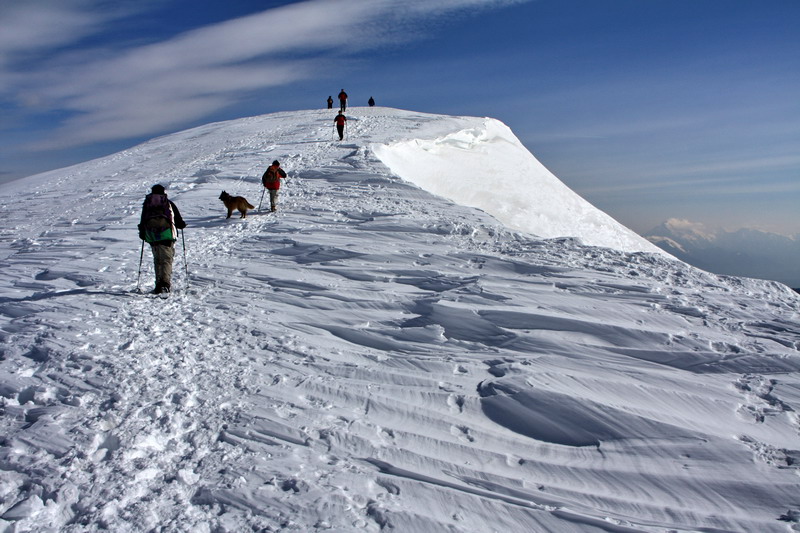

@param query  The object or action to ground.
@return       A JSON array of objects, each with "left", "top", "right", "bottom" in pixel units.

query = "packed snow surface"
[{"left": 0, "top": 107, "right": 799, "bottom": 532}]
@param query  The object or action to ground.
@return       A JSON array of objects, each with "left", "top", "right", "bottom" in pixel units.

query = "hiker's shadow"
[{"left": 188, "top": 215, "right": 253, "bottom": 229}]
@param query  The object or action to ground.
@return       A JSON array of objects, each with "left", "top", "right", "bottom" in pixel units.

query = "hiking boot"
[{"left": 152, "top": 282, "right": 170, "bottom": 294}]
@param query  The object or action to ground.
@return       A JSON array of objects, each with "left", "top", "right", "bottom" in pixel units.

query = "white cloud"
[
  {"left": 4, "top": 0, "right": 526, "bottom": 149},
  {"left": 662, "top": 218, "right": 715, "bottom": 241},
  {"left": 0, "top": 1, "right": 145, "bottom": 69},
  {"left": 0, "top": 1, "right": 101, "bottom": 60}
]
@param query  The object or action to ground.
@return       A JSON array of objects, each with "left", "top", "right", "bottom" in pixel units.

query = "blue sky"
[{"left": 1, "top": 0, "right": 798, "bottom": 236}]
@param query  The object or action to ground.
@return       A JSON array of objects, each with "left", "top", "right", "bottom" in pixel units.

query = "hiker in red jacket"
[
  {"left": 338, "top": 89, "right": 348, "bottom": 112},
  {"left": 261, "top": 160, "right": 287, "bottom": 212},
  {"left": 334, "top": 111, "right": 347, "bottom": 141}
]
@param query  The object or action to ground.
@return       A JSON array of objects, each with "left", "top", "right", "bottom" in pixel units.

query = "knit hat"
[{"left": 151, "top": 184, "right": 165, "bottom": 194}]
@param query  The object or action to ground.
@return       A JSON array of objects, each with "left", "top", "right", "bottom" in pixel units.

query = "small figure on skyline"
[
  {"left": 327, "top": 95, "right": 333, "bottom": 109},
  {"left": 338, "top": 89, "right": 348, "bottom": 112},
  {"left": 368, "top": 96, "right": 375, "bottom": 107},
  {"left": 138, "top": 184, "right": 186, "bottom": 294},
  {"left": 334, "top": 110, "right": 347, "bottom": 141},
  {"left": 261, "top": 160, "right": 287, "bottom": 213}
]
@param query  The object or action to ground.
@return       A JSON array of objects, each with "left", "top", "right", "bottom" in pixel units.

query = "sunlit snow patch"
[{"left": 373, "top": 117, "right": 666, "bottom": 255}]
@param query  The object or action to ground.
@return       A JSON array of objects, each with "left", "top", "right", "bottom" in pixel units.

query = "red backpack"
[
  {"left": 262, "top": 165, "right": 285, "bottom": 188},
  {"left": 262, "top": 166, "right": 276, "bottom": 186}
]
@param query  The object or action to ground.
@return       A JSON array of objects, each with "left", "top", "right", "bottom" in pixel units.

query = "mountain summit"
[{"left": 1, "top": 108, "right": 798, "bottom": 532}]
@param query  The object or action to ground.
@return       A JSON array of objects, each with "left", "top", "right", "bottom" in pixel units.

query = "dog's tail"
[{"left": 246, "top": 201, "right": 255, "bottom": 209}]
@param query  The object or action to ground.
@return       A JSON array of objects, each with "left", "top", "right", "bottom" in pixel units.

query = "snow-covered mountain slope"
[{"left": 1, "top": 107, "right": 799, "bottom": 532}]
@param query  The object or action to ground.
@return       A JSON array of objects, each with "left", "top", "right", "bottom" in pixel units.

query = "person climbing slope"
[
  {"left": 261, "top": 160, "right": 287, "bottom": 212},
  {"left": 138, "top": 184, "right": 186, "bottom": 294},
  {"left": 338, "top": 89, "right": 348, "bottom": 112},
  {"left": 334, "top": 111, "right": 347, "bottom": 141}
]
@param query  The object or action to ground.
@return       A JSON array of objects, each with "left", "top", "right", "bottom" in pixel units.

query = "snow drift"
[
  {"left": 372, "top": 118, "right": 665, "bottom": 254},
  {"left": 0, "top": 107, "right": 799, "bottom": 532}
]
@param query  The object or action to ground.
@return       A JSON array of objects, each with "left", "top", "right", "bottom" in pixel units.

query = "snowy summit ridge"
[
  {"left": 1, "top": 107, "right": 799, "bottom": 532},
  {"left": 372, "top": 117, "right": 665, "bottom": 255}
]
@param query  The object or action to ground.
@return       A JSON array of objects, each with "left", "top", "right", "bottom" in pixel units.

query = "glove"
[
  {"left": 176, "top": 221, "right": 187, "bottom": 230},
  {"left": 137, "top": 224, "right": 145, "bottom": 241}
]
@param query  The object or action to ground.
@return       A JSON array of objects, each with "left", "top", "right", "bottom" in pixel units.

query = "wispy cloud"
[
  {"left": 588, "top": 178, "right": 800, "bottom": 197},
  {"left": 0, "top": 1, "right": 108, "bottom": 66},
  {"left": 1, "top": 0, "right": 525, "bottom": 150}
]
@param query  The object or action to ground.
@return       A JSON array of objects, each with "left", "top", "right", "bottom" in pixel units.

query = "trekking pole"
[
  {"left": 258, "top": 187, "right": 266, "bottom": 212},
  {"left": 181, "top": 229, "right": 189, "bottom": 288},
  {"left": 136, "top": 240, "right": 144, "bottom": 292}
]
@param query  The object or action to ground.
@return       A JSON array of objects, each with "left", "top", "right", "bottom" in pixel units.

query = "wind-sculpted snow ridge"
[
  {"left": 372, "top": 118, "right": 666, "bottom": 255},
  {"left": 0, "top": 107, "right": 799, "bottom": 532}
]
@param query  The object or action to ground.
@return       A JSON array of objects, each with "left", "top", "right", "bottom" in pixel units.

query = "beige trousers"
[
  {"left": 269, "top": 189, "right": 279, "bottom": 211},
  {"left": 150, "top": 242, "right": 175, "bottom": 287}
]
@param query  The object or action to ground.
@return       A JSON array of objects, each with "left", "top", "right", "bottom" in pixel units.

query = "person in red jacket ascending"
[
  {"left": 261, "top": 160, "right": 287, "bottom": 212},
  {"left": 334, "top": 111, "right": 347, "bottom": 141},
  {"left": 338, "top": 89, "right": 348, "bottom": 112}
]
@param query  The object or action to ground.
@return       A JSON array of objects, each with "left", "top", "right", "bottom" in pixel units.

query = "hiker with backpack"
[
  {"left": 138, "top": 184, "right": 186, "bottom": 294},
  {"left": 334, "top": 111, "right": 347, "bottom": 141},
  {"left": 261, "top": 160, "right": 287, "bottom": 212},
  {"left": 327, "top": 95, "right": 334, "bottom": 109},
  {"left": 338, "top": 89, "right": 348, "bottom": 112}
]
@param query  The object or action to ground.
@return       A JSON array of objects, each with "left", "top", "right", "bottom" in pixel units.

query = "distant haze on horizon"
[{"left": 2, "top": 0, "right": 798, "bottom": 241}]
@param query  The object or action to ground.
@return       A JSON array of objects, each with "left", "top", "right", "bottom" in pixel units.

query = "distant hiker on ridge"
[
  {"left": 368, "top": 96, "right": 375, "bottom": 107},
  {"left": 261, "top": 160, "right": 287, "bottom": 212},
  {"left": 138, "top": 184, "right": 186, "bottom": 294},
  {"left": 334, "top": 110, "right": 347, "bottom": 141},
  {"left": 327, "top": 95, "right": 333, "bottom": 109},
  {"left": 338, "top": 89, "right": 348, "bottom": 112}
]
